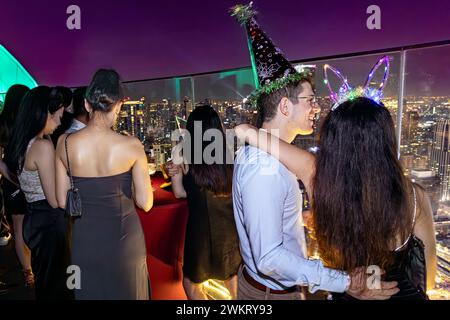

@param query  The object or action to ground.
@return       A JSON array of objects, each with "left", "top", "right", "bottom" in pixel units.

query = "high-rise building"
[
  {"left": 431, "top": 119, "right": 450, "bottom": 201},
  {"left": 117, "top": 98, "right": 146, "bottom": 143},
  {"left": 411, "top": 169, "right": 441, "bottom": 213},
  {"left": 402, "top": 111, "right": 420, "bottom": 147}
]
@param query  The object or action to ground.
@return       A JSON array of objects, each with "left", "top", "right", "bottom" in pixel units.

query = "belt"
[{"left": 242, "top": 267, "right": 298, "bottom": 294}]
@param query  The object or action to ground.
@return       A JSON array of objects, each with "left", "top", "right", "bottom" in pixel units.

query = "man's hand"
[{"left": 345, "top": 267, "right": 400, "bottom": 300}]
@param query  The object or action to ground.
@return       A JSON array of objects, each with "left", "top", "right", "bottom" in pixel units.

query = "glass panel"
[
  {"left": 120, "top": 77, "right": 194, "bottom": 170},
  {"left": 191, "top": 68, "right": 257, "bottom": 129},
  {"left": 401, "top": 44, "right": 450, "bottom": 299}
]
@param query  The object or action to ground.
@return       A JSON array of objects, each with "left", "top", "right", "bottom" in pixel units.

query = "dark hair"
[
  {"left": 4, "top": 86, "right": 54, "bottom": 173},
  {"left": 312, "top": 97, "right": 413, "bottom": 272},
  {"left": 0, "top": 84, "right": 30, "bottom": 147},
  {"left": 72, "top": 86, "right": 88, "bottom": 118},
  {"left": 49, "top": 86, "right": 72, "bottom": 113},
  {"left": 185, "top": 105, "right": 233, "bottom": 195},
  {"left": 255, "top": 77, "right": 313, "bottom": 128},
  {"left": 85, "top": 69, "right": 124, "bottom": 113},
  {"left": 50, "top": 87, "right": 89, "bottom": 146}
]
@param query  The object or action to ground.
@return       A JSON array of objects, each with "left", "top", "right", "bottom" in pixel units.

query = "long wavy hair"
[
  {"left": 312, "top": 97, "right": 413, "bottom": 272},
  {"left": 0, "top": 84, "right": 30, "bottom": 148},
  {"left": 4, "top": 86, "right": 54, "bottom": 174},
  {"left": 185, "top": 105, "right": 233, "bottom": 195}
]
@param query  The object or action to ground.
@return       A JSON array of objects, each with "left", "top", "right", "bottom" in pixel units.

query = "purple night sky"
[{"left": 1, "top": 0, "right": 449, "bottom": 88}]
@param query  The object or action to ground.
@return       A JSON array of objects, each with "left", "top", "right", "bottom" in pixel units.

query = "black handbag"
[
  {"left": 393, "top": 234, "right": 428, "bottom": 299},
  {"left": 65, "top": 134, "right": 82, "bottom": 218}
]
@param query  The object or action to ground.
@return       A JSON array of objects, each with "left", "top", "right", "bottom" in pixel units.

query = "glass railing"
[{"left": 119, "top": 41, "right": 450, "bottom": 299}]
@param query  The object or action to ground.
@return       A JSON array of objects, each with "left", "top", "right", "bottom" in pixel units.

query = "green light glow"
[
  {"left": 219, "top": 70, "right": 255, "bottom": 93},
  {"left": 0, "top": 44, "right": 38, "bottom": 112}
]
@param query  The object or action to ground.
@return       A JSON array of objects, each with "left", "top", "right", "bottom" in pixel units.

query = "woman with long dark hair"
[
  {"left": 0, "top": 84, "right": 33, "bottom": 287},
  {"left": 236, "top": 97, "right": 437, "bottom": 299},
  {"left": 55, "top": 69, "right": 152, "bottom": 300},
  {"left": 4, "top": 86, "right": 71, "bottom": 299},
  {"left": 169, "top": 105, "right": 241, "bottom": 299}
]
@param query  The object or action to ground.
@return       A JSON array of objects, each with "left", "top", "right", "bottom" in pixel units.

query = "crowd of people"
[
  {"left": 0, "top": 66, "right": 438, "bottom": 301},
  {"left": 0, "top": 70, "right": 152, "bottom": 299},
  {"left": 0, "top": 2, "right": 438, "bottom": 301}
]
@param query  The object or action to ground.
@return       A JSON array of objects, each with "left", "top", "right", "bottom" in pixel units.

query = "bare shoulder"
[
  {"left": 109, "top": 134, "right": 144, "bottom": 162},
  {"left": 29, "top": 138, "right": 55, "bottom": 166},
  {"left": 118, "top": 134, "right": 144, "bottom": 151},
  {"left": 413, "top": 184, "right": 432, "bottom": 220},
  {"left": 56, "top": 133, "right": 69, "bottom": 145},
  {"left": 32, "top": 138, "right": 54, "bottom": 153},
  {"left": 55, "top": 133, "right": 69, "bottom": 154}
]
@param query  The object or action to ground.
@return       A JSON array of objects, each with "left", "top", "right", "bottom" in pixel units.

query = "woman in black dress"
[
  {"left": 55, "top": 69, "right": 153, "bottom": 300},
  {"left": 4, "top": 86, "right": 71, "bottom": 299},
  {"left": 0, "top": 84, "right": 34, "bottom": 287},
  {"left": 169, "top": 105, "right": 242, "bottom": 300}
]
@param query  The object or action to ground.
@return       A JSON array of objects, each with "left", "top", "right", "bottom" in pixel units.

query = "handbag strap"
[{"left": 65, "top": 133, "right": 75, "bottom": 189}]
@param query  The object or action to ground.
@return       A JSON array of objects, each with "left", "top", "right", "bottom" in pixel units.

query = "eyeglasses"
[{"left": 296, "top": 95, "right": 317, "bottom": 106}]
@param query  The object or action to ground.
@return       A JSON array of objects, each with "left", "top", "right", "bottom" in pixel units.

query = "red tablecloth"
[{"left": 136, "top": 174, "right": 189, "bottom": 300}]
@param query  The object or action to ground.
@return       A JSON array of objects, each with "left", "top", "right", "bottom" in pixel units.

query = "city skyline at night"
[{"left": 1, "top": 0, "right": 450, "bottom": 303}]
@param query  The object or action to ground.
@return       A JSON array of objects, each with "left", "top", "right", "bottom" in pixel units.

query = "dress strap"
[
  {"left": 395, "top": 186, "right": 417, "bottom": 252},
  {"left": 18, "top": 137, "right": 37, "bottom": 173}
]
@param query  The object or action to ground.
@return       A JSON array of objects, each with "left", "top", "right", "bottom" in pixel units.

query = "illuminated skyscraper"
[
  {"left": 117, "top": 98, "right": 146, "bottom": 143},
  {"left": 431, "top": 119, "right": 450, "bottom": 201},
  {"left": 402, "top": 111, "right": 420, "bottom": 146}
]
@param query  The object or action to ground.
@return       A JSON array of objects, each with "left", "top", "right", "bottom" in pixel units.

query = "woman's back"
[
  {"left": 54, "top": 68, "right": 151, "bottom": 299},
  {"left": 63, "top": 128, "right": 151, "bottom": 300},
  {"left": 182, "top": 170, "right": 241, "bottom": 283},
  {"left": 56, "top": 125, "right": 153, "bottom": 212},
  {"left": 63, "top": 128, "right": 140, "bottom": 177},
  {"left": 332, "top": 185, "right": 436, "bottom": 300}
]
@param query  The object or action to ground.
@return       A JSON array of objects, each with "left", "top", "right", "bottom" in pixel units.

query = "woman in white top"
[{"left": 4, "top": 86, "right": 71, "bottom": 300}]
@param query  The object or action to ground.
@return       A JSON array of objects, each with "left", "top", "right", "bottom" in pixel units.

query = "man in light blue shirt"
[{"left": 233, "top": 78, "right": 399, "bottom": 300}]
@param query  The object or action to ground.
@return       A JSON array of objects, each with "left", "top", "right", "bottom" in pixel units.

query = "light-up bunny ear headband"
[{"left": 323, "top": 55, "right": 390, "bottom": 111}]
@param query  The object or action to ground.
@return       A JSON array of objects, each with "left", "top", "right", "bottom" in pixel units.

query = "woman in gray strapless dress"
[
  {"left": 71, "top": 170, "right": 150, "bottom": 300},
  {"left": 55, "top": 70, "right": 153, "bottom": 300}
]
